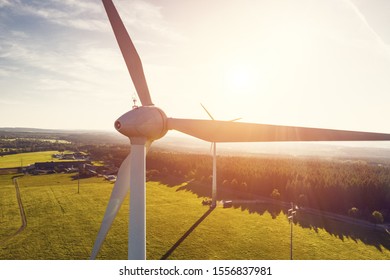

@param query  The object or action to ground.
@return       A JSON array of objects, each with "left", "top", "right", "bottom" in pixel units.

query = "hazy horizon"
[{"left": 3, "top": 126, "right": 390, "bottom": 160}]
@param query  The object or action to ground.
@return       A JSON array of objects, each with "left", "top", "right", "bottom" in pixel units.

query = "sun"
[
  {"left": 230, "top": 68, "right": 251, "bottom": 89},
  {"left": 223, "top": 64, "right": 257, "bottom": 93}
]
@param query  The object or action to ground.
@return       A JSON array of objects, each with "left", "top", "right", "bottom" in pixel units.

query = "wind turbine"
[
  {"left": 200, "top": 104, "right": 218, "bottom": 208},
  {"left": 91, "top": 0, "right": 390, "bottom": 260},
  {"left": 200, "top": 103, "right": 241, "bottom": 208}
]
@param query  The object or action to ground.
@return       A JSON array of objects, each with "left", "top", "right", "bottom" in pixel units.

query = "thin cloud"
[
  {"left": 0, "top": 0, "right": 11, "bottom": 8},
  {"left": 0, "top": 98, "right": 21, "bottom": 105},
  {"left": 2, "top": 0, "right": 106, "bottom": 31},
  {"left": 53, "top": 0, "right": 102, "bottom": 14},
  {"left": 116, "top": 0, "right": 184, "bottom": 43},
  {"left": 0, "top": 68, "right": 12, "bottom": 77},
  {"left": 345, "top": 0, "right": 389, "bottom": 53}
]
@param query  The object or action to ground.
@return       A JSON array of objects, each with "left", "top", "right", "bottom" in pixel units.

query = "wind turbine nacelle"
[{"left": 115, "top": 106, "right": 168, "bottom": 140}]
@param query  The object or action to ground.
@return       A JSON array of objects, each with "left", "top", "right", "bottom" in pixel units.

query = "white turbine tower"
[{"left": 91, "top": 0, "right": 390, "bottom": 260}]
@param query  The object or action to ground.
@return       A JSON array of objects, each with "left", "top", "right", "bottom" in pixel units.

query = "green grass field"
[
  {"left": 0, "top": 172, "right": 389, "bottom": 260},
  {"left": 0, "top": 151, "right": 74, "bottom": 168},
  {"left": 0, "top": 174, "right": 21, "bottom": 241}
]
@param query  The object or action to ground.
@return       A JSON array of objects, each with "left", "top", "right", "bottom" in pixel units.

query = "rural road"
[{"left": 13, "top": 177, "right": 27, "bottom": 234}]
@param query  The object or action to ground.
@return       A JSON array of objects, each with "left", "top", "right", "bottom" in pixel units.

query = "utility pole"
[
  {"left": 211, "top": 142, "right": 217, "bottom": 208},
  {"left": 78, "top": 166, "right": 80, "bottom": 194},
  {"left": 288, "top": 202, "right": 298, "bottom": 260}
]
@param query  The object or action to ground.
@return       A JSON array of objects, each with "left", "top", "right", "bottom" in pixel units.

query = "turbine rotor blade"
[
  {"left": 102, "top": 0, "right": 153, "bottom": 106},
  {"left": 200, "top": 103, "right": 215, "bottom": 120},
  {"left": 90, "top": 152, "right": 132, "bottom": 259},
  {"left": 200, "top": 103, "right": 241, "bottom": 122},
  {"left": 229, "top": 117, "right": 242, "bottom": 122},
  {"left": 167, "top": 118, "right": 390, "bottom": 142}
]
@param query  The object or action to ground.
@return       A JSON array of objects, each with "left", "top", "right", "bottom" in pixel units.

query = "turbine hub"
[{"left": 115, "top": 106, "right": 168, "bottom": 140}]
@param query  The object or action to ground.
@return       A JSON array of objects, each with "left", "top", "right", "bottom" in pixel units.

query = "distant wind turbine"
[{"left": 200, "top": 103, "right": 241, "bottom": 208}]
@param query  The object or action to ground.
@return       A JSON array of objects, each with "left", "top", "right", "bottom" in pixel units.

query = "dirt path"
[
  {"left": 0, "top": 177, "right": 27, "bottom": 245},
  {"left": 13, "top": 177, "right": 27, "bottom": 234}
]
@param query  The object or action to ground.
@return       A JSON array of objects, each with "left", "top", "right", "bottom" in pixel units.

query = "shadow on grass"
[
  {"left": 235, "top": 200, "right": 390, "bottom": 252},
  {"left": 152, "top": 175, "right": 390, "bottom": 254},
  {"left": 70, "top": 173, "right": 96, "bottom": 181},
  {"left": 160, "top": 207, "right": 214, "bottom": 260},
  {"left": 147, "top": 173, "right": 189, "bottom": 188},
  {"left": 294, "top": 211, "right": 390, "bottom": 252}
]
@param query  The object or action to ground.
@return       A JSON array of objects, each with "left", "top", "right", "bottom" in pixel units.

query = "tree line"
[{"left": 0, "top": 138, "right": 72, "bottom": 155}]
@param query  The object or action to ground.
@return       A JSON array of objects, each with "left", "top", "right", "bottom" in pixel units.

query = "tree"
[
  {"left": 348, "top": 207, "right": 359, "bottom": 218},
  {"left": 298, "top": 194, "right": 308, "bottom": 208},
  {"left": 231, "top": 178, "right": 238, "bottom": 188},
  {"left": 371, "top": 210, "right": 384, "bottom": 224},
  {"left": 271, "top": 188, "right": 281, "bottom": 200}
]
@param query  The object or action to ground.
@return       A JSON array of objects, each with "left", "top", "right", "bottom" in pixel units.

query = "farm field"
[
  {"left": 0, "top": 151, "right": 73, "bottom": 169},
  {"left": 0, "top": 173, "right": 389, "bottom": 259}
]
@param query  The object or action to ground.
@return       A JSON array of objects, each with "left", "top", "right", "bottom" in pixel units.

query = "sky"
[{"left": 1, "top": 0, "right": 390, "bottom": 136}]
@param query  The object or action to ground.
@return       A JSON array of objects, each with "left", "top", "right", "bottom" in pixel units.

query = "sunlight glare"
[{"left": 224, "top": 65, "right": 257, "bottom": 92}]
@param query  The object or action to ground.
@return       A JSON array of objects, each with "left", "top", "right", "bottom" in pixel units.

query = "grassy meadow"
[
  {"left": 0, "top": 172, "right": 389, "bottom": 260},
  {"left": 0, "top": 151, "right": 71, "bottom": 168},
  {"left": 0, "top": 174, "right": 21, "bottom": 241}
]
